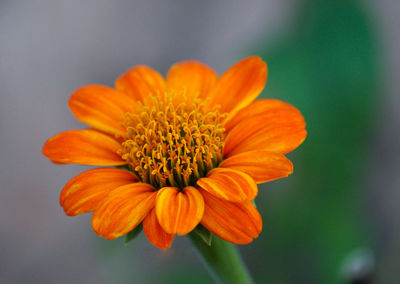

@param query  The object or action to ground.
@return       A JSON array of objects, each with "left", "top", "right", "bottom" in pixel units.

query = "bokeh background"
[{"left": 1, "top": 0, "right": 399, "bottom": 283}]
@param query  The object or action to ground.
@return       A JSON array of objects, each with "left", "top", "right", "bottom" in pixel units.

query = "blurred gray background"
[{"left": 1, "top": 0, "right": 399, "bottom": 283}]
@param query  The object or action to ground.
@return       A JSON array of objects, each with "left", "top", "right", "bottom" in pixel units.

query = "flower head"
[{"left": 42, "top": 57, "right": 306, "bottom": 249}]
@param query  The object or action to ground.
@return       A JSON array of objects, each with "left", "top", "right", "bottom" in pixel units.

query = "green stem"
[{"left": 188, "top": 232, "right": 254, "bottom": 284}]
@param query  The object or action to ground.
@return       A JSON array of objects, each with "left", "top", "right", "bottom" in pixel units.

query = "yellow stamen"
[{"left": 119, "top": 89, "right": 226, "bottom": 189}]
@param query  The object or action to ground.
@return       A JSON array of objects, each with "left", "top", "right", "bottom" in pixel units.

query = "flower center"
[{"left": 119, "top": 89, "right": 227, "bottom": 189}]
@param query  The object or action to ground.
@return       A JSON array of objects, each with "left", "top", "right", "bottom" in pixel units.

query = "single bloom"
[{"left": 42, "top": 56, "right": 306, "bottom": 249}]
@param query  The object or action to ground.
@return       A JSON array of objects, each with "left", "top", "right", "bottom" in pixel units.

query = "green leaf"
[
  {"left": 116, "top": 164, "right": 130, "bottom": 171},
  {"left": 125, "top": 223, "right": 143, "bottom": 244},
  {"left": 190, "top": 224, "right": 212, "bottom": 246}
]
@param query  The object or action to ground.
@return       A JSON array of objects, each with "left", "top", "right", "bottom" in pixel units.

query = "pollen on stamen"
[{"left": 118, "top": 89, "right": 227, "bottom": 189}]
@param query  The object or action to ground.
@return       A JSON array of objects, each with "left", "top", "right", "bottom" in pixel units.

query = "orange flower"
[{"left": 42, "top": 57, "right": 306, "bottom": 249}]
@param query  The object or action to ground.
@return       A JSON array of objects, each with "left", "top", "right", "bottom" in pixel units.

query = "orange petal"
[
  {"left": 219, "top": 151, "right": 293, "bottom": 184},
  {"left": 167, "top": 61, "right": 218, "bottom": 100},
  {"left": 68, "top": 85, "right": 136, "bottom": 136},
  {"left": 92, "top": 183, "right": 156, "bottom": 240},
  {"left": 51, "top": 160, "right": 67, "bottom": 164},
  {"left": 200, "top": 189, "right": 262, "bottom": 244},
  {"left": 225, "top": 99, "right": 303, "bottom": 132},
  {"left": 223, "top": 102, "right": 306, "bottom": 156},
  {"left": 225, "top": 122, "right": 307, "bottom": 157},
  {"left": 143, "top": 208, "right": 174, "bottom": 249},
  {"left": 115, "top": 65, "right": 166, "bottom": 103},
  {"left": 197, "top": 168, "right": 257, "bottom": 202},
  {"left": 155, "top": 186, "right": 204, "bottom": 235},
  {"left": 224, "top": 100, "right": 306, "bottom": 155},
  {"left": 42, "top": 129, "right": 125, "bottom": 165},
  {"left": 60, "top": 168, "right": 138, "bottom": 216},
  {"left": 207, "top": 56, "right": 267, "bottom": 116}
]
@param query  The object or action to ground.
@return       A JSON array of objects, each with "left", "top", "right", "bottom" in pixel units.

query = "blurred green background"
[
  {"left": 251, "top": 1, "right": 377, "bottom": 283},
  {"left": 1, "top": 0, "right": 398, "bottom": 283}
]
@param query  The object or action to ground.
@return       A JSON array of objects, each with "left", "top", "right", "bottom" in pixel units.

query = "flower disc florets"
[{"left": 120, "top": 89, "right": 227, "bottom": 189}]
